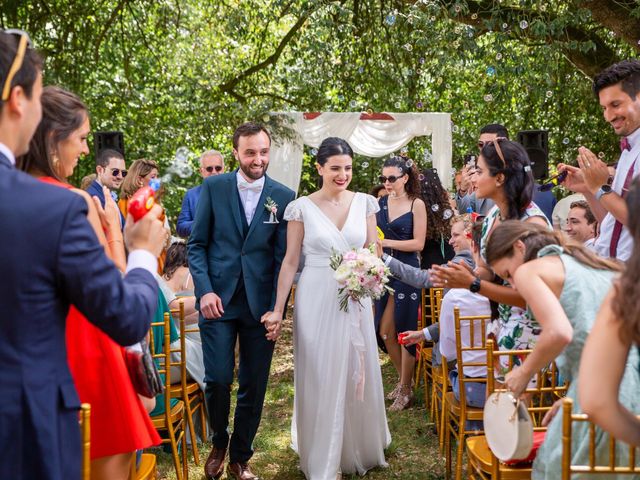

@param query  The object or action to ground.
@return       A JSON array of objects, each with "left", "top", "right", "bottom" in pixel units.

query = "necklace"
[{"left": 389, "top": 192, "right": 407, "bottom": 200}]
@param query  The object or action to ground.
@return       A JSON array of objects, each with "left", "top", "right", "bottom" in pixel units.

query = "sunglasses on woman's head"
[
  {"left": 378, "top": 173, "right": 405, "bottom": 184},
  {"left": 110, "top": 168, "right": 127, "bottom": 177},
  {"left": 205, "top": 165, "right": 223, "bottom": 173},
  {"left": 1, "top": 29, "right": 33, "bottom": 102}
]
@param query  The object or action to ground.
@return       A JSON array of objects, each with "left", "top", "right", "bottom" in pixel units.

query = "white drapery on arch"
[{"left": 268, "top": 111, "right": 452, "bottom": 193}]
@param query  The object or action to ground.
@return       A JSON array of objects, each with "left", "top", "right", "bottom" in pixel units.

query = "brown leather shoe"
[
  {"left": 204, "top": 445, "right": 227, "bottom": 480},
  {"left": 227, "top": 461, "right": 260, "bottom": 480}
]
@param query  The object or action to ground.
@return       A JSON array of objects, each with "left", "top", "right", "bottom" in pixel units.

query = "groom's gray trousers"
[{"left": 199, "top": 280, "right": 275, "bottom": 463}]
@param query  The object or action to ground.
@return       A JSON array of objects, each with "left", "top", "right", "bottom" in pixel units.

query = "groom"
[{"left": 188, "top": 122, "right": 295, "bottom": 480}]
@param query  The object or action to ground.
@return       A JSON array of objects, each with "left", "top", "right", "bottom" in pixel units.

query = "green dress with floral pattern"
[{"left": 480, "top": 203, "right": 550, "bottom": 376}]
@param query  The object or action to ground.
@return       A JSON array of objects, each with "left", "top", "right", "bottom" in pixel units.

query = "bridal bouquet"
[{"left": 330, "top": 245, "right": 394, "bottom": 312}]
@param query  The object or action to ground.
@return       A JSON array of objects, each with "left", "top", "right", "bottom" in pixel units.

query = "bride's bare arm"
[
  {"left": 262, "top": 220, "right": 304, "bottom": 340},
  {"left": 365, "top": 214, "right": 378, "bottom": 248}
]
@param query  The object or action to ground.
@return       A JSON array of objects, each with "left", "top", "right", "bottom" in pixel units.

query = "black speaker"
[
  {"left": 517, "top": 130, "right": 548, "bottom": 180},
  {"left": 94, "top": 131, "right": 125, "bottom": 158}
]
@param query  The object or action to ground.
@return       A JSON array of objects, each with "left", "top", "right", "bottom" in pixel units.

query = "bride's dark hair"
[{"left": 316, "top": 137, "right": 354, "bottom": 166}]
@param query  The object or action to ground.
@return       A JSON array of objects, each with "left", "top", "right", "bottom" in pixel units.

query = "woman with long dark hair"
[
  {"left": 419, "top": 167, "right": 455, "bottom": 268},
  {"left": 18, "top": 86, "right": 160, "bottom": 479},
  {"left": 485, "top": 220, "right": 637, "bottom": 479},
  {"left": 431, "top": 139, "right": 550, "bottom": 376},
  {"left": 374, "top": 156, "right": 427, "bottom": 411},
  {"left": 579, "top": 177, "right": 640, "bottom": 446},
  {"left": 264, "top": 137, "right": 390, "bottom": 479}
]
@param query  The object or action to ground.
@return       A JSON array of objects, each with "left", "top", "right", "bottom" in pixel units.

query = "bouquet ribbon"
[{"left": 348, "top": 298, "right": 367, "bottom": 402}]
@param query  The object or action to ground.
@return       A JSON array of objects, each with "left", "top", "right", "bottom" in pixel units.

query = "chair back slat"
[
  {"left": 80, "top": 403, "right": 91, "bottom": 480},
  {"left": 561, "top": 397, "right": 640, "bottom": 477}
]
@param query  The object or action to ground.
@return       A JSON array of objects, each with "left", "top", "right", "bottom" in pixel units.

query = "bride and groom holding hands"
[{"left": 188, "top": 122, "right": 391, "bottom": 480}]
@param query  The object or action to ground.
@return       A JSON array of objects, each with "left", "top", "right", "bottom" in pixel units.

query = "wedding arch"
[{"left": 268, "top": 111, "right": 453, "bottom": 193}]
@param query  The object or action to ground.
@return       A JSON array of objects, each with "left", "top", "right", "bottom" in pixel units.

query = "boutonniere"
[{"left": 263, "top": 197, "right": 279, "bottom": 224}]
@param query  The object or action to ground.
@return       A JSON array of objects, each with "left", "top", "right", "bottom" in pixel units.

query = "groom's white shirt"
[{"left": 236, "top": 171, "right": 265, "bottom": 225}]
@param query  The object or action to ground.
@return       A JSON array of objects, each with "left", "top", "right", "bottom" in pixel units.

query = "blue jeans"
[{"left": 449, "top": 369, "right": 485, "bottom": 431}]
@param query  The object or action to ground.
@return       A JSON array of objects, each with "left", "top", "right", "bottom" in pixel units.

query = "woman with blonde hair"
[
  {"left": 118, "top": 158, "right": 159, "bottom": 217},
  {"left": 485, "top": 220, "right": 638, "bottom": 479}
]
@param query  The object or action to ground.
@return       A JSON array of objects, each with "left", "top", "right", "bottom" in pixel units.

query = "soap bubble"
[
  {"left": 311, "top": 148, "right": 318, "bottom": 155},
  {"left": 174, "top": 146, "right": 189, "bottom": 163},
  {"left": 519, "top": 20, "right": 528, "bottom": 29},
  {"left": 562, "top": 138, "right": 570, "bottom": 145},
  {"left": 262, "top": 114, "right": 270, "bottom": 123},
  {"left": 416, "top": 101, "right": 424, "bottom": 109},
  {"left": 349, "top": 100, "right": 357, "bottom": 108},
  {"left": 397, "top": 293, "right": 405, "bottom": 300},
  {"left": 487, "top": 66, "right": 496, "bottom": 76},
  {"left": 471, "top": 13, "right": 478, "bottom": 20},
  {"left": 598, "top": 152, "right": 605, "bottom": 159},
  {"left": 443, "top": 208, "right": 453, "bottom": 220},
  {"left": 404, "top": 43, "right": 413, "bottom": 52},
  {"left": 385, "top": 14, "right": 396, "bottom": 26},
  {"left": 176, "top": 163, "right": 194, "bottom": 178},
  {"left": 431, "top": 204, "right": 440, "bottom": 212},
  {"left": 546, "top": 90, "right": 553, "bottom": 98},
  {"left": 419, "top": 174, "right": 425, "bottom": 181},
  {"left": 410, "top": 292, "right": 418, "bottom": 300},
  {"left": 405, "top": 159, "right": 414, "bottom": 168},
  {"left": 496, "top": 53, "right": 503, "bottom": 60},
  {"left": 394, "top": 101, "right": 402, "bottom": 109},
  {"left": 362, "top": 162, "right": 369, "bottom": 168},
  {"left": 484, "top": 94, "right": 493, "bottom": 102}
]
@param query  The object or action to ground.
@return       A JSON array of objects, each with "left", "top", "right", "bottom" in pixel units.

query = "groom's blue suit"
[
  {"left": 188, "top": 171, "right": 295, "bottom": 463},
  {"left": 0, "top": 154, "right": 158, "bottom": 479}
]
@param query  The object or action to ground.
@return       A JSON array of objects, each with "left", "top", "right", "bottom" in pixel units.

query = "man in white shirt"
[{"left": 559, "top": 60, "right": 640, "bottom": 260}]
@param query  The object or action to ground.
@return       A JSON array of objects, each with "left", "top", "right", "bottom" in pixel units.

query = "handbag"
[{"left": 124, "top": 339, "right": 165, "bottom": 398}]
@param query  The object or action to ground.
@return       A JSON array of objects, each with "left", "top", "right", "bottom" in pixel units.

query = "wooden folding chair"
[
  {"left": 465, "top": 340, "right": 568, "bottom": 480},
  {"left": 426, "top": 289, "right": 448, "bottom": 444},
  {"left": 79, "top": 403, "right": 91, "bottom": 480},
  {"left": 561, "top": 398, "right": 640, "bottom": 479},
  {"left": 129, "top": 452, "right": 157, "bottom": 480},
  {"left": 414, "top": 288, "right": 428, "bottom": 393},
  {"left": 150, "top": 312, "right": 188, "bottom": 480},
  {"left": 444, "top": 308, "right": 490, "bottom": 480},
  {"left": 169, "top": 299, "right": 206, "bottom": 465}
]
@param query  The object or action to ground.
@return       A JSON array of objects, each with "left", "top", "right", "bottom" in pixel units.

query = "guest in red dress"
[{"left": 18, "top": 86, "right": 160, "bottom": 480}]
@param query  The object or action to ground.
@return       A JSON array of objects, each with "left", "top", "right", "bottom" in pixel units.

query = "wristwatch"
[
  {"left": 469, "top": 277, "right": 481, "bottom": 293},
  {"left": 595, "top": 184, "right": 613, "bottom": 201}
]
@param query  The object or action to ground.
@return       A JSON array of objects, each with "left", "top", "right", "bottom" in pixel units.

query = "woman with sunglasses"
[
  {"left": 431, "top": 139, "right": 550, "bottom": 377},
  {"left": 17, "top": 86, "right": 160, "bottom": 480},
  {"left": 374, "top": 156, "right": 427, "bottom": 411},
  {"left": 120, "top": 158, "right": 171, "bottom": 272}
]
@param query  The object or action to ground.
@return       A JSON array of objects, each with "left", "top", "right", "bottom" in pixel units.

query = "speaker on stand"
[
  {"left": 517, "top": 130, "right": 548, "bottom": 180},
  {"left": 94, "top": 131, "right": 125, "bottom": 159}
]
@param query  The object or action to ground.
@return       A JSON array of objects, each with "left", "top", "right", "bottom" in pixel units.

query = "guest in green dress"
[
  {"left": 486, "top": 220, "right": 640, "bottom": 479},
  {"left": 579, "top": 177, "right": 640, "bottom": 448}
]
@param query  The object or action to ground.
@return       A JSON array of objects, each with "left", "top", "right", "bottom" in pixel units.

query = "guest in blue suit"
[
  {"left": 177, "top": 149, "right": 225, "bottom": 238},
  {"left": 86, "top": 148, "right": 127, "bottom": 229},
  {"left": 0, "top": 30, "right": 166, "bottom": 480},
  {"left": 189, "top": 123, "right": 295, "bottom": 480}
]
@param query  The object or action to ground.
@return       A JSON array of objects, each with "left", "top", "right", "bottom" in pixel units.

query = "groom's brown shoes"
[
  {"left": 227, "top": 461, "right": 260, "bottom": 480},
  {"left": 204, "top": 445, "right": 226, "bottom": 480}
]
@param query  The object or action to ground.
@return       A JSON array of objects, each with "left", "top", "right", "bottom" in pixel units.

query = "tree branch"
[
  {"left": 94, "top": 0, "right": 128, "bottom": 62},
  {"left": 218, "top": 8, "right": 314, "bottom": 94}
]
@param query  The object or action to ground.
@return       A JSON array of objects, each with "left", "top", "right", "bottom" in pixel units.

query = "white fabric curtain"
[{"left": 269, "top": 112, "right": 452, "bottom": 193}]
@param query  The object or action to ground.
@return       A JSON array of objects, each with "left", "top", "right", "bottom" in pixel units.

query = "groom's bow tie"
[{"left": 238, "top": 180, "right": 263, "bottom": 193}]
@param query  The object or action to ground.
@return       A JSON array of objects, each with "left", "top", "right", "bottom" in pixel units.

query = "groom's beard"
[{"left": 240, "top": 161, "right": 269, "bottom": 180}]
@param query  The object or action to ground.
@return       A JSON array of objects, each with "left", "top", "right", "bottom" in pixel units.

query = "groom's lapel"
[
  {"left": 245, "top": 176, "right": 273, "bottom": 242},
  {"left": 227, "top": 172, "right": 244, "bottom": 236}
]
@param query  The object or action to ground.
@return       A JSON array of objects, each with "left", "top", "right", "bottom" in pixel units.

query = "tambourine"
[{"left": 483, "top": 391, "right": 534, "bottom": 462}]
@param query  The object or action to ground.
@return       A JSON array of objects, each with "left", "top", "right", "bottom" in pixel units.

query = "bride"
[{"left": 262, "top": 137, "right": 391, "bottom": 479}]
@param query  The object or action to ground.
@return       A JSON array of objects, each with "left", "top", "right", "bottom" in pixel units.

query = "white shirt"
[
  {"left": 438, "top": 288, "right": 491, "bottom": 378},
  {"left": 236, "top": 171, "right": 265, "bottom": 225},
  {"left": 0, "top": 142, "right": 15, "bottom": 165},
  {"left": 594, "top": 127, "right": 640, "bottom": 261}
]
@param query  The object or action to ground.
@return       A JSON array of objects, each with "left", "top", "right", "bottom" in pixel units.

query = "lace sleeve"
[
  {"left": 284, "top": 198, "right": 303, "bottom": 222},
  {"left": 365, "top": 194, "right": 380, "bottom": 216}
]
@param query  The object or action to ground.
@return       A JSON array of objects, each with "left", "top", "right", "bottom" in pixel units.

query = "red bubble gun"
[{"left": 128, "top": 179, "right": 161, "bottom": 222}]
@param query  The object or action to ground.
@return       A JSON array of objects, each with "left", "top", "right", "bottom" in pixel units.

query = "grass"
[{"left": 155, "top": 315, "right": 447, "bottom": 479}]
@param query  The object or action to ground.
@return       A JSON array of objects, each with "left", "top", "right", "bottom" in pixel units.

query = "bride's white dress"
[{"left": 284, "top": 192, "right": 391, "bottom": 480}]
